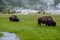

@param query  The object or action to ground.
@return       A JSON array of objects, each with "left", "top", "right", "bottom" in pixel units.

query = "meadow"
[{"left": 0, "top": 14, "right": 60, "bottom": 40}]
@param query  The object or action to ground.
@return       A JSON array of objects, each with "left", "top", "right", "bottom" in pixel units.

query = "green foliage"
[
  {"left": 0, "top": 5, "right": 6, "bottom": 12},
  {"left": 0, "top": 0, "right": 60, "bottom": 12},
  {"left": 55, "top": 0, "right": 60, "bottom": 5}
]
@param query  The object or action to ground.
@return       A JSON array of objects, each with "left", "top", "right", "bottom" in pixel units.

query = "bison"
[
  {"left": 38, "top": 16, "right": 56, "bottom": 26},
  {"left": 9, "top": 15, "right": 19, "bottom": 22}
]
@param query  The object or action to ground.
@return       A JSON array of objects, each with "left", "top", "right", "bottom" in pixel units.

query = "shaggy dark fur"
[
  {"left": 38, "top": 16, "right": 56, "bottom": 26},
  {"left": 9, "top": 15, "right": 19, "bottom": 22}
]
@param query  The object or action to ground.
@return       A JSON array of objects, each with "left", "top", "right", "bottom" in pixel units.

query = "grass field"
[{"left": 0, "top": 14, "right": 60, "bottom": 40}]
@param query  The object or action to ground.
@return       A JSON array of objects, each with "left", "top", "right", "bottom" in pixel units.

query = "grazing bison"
[
  {"left": 38, "top": 16, "right": 56, "bottom": 26},
  {"left": 9, "top": 15, "right": 19, "bottom": 22}
]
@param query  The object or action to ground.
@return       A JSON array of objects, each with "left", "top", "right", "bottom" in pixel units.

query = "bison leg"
[
  {"left": 45, "top": 23, "right": 50, "bottom": 26},
  {"left": 45, "top": 21, "right": 51, "bottom": 27},
  {"left": 45, "top": 23, "right": 48, "bottom": 26},
  {"left": 38, "top": 21, "right": 41, "bottom": 26},
  {"left": 9, "top": 17, "right": 12, "bottom": 22},
  {"left": 38, "top": 18, "right": 42, "bottom": 26}
]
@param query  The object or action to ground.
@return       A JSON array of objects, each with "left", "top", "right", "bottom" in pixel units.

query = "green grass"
[{"left": 0, "top": 14, "right": 60, "bottom": 40}]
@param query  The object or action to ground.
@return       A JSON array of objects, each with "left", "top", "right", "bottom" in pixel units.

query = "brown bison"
[
  {"left": 38, "top": 16, "right": 56, "bottom": 26},
  {"left": 9, "top": 15, "right": 19, "bottom": 22}
]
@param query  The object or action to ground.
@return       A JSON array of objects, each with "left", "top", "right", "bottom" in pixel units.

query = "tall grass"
[{"left": 0, "top": 14, "right": 60, "bottom": 40}]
